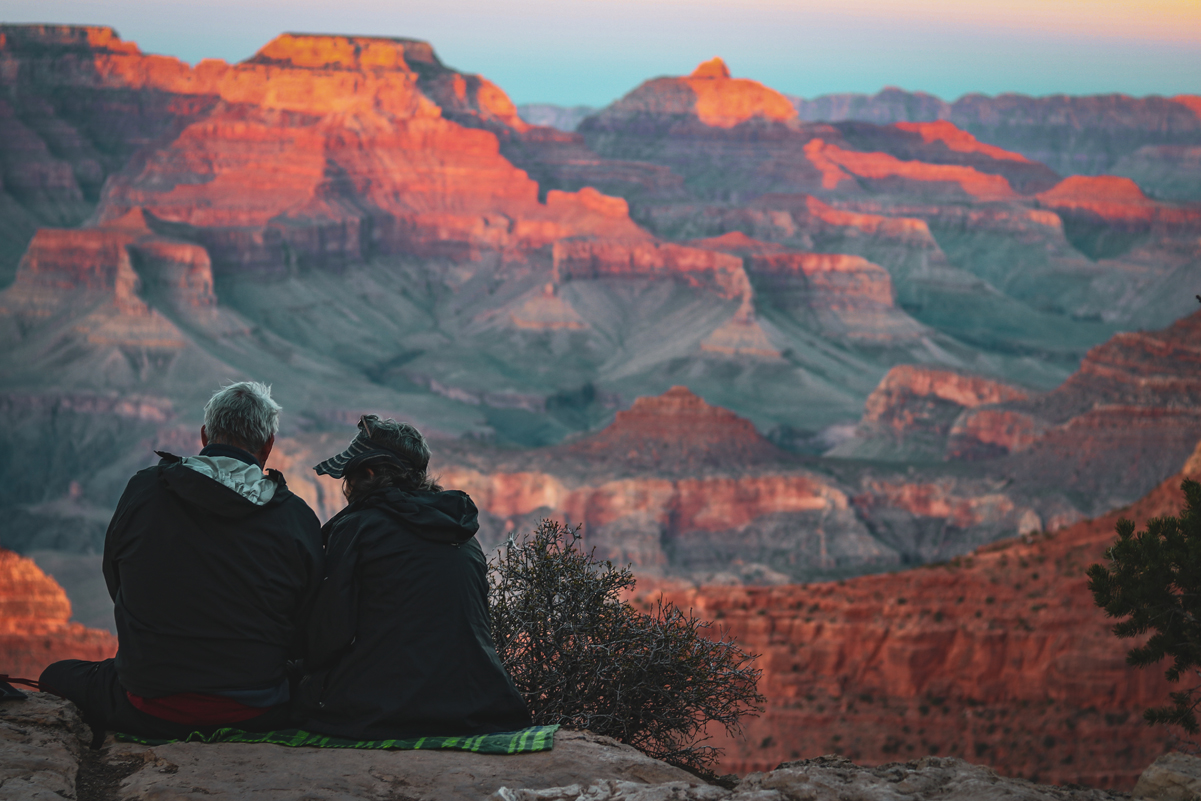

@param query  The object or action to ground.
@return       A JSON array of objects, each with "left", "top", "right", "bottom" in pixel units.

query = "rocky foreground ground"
[{"left": 4, "top": 693, "right": 1197, "bottom": 801}]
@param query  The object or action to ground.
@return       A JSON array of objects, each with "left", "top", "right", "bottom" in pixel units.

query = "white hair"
[{"left": 203, "top": 381, "right": 281, "bottom": 452}]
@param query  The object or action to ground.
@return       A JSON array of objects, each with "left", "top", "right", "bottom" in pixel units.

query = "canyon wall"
[{"left": 641, "top": 443, "right": 1201, "bottom": 788}]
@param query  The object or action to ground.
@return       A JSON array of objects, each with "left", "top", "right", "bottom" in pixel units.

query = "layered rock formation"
[
  {"left": 643, "top": 442, "right": 1201, "bottom": 788},
  {"left": 430, "top": 386, "right": 1060, "bottom": 583},
  {"left": 592, "top": 57, "right": 798, "bottom": 129},
  {"left": 957, "top": 309, "right": 1201, "bottom": 514},
  {"left": 0, "top": 549, "right": 116, "bottom": 678},
  {"left": 690, "top": 232, "right": 924, "bottom": 343},
  {"left": 833, "top": 366, "right": 1028, "bottom": 460},
  {"left": 435, "top": 387, "right": 894, "bottom": 580},
  {"left": 791, "top": 88, "right": 1201, "bottom": 195}
]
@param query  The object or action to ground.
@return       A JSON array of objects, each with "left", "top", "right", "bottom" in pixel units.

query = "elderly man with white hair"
[{"left": 40, "top": 381, "right": 323, "bottom": 742}]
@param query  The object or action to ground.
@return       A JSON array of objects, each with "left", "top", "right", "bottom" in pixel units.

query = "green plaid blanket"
[{"left": 116, "top": 724, "right": 558, "bottom": 754}]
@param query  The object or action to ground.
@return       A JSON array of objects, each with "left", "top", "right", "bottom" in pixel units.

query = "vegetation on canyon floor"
[
  {"left": 1089, "top": 479, "right": 1201, "bottom": 734},
  {"left": 489, "top": 519, "right": 765, "bottom": 774}
]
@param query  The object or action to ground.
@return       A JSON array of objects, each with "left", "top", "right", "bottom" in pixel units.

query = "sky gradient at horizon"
[{"left": 5, "top": 0, "right": 1200, "bottom": 107}]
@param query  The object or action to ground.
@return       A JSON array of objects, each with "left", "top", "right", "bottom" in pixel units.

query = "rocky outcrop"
[
  {"left": 833, "top": 366, "right": 1028, "bottom": 460},
  {"left": 952, "top": 310, "right": 1201, "bottom": 512},
  {"left": 690, "top": 232, "right": 925, "bottom": 342},
  {"left": 497, "top": 755, "right": 1134, "bottom": 800},
  {"left": 1, "top": 692, "right": 1150, "bottom": 800},
  {"left": 1134, "top": 752, "right": 1201, "bottom": 801},
  {"left": 564, "top": 386, "right": 782, "bottom": 469},
  {"left": 0, "top": 548, "right": 116, "bottom": 678},
  {"left": 643, "top": 442, "right": 1201, "bottom": 787}
]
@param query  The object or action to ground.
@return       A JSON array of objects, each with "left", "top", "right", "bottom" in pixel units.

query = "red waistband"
[{"left": 126, "top": 691, "right": 269, "bottom": 725}]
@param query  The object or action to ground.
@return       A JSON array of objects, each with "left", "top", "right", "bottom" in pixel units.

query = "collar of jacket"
[
  {"left": 155, "top": 451, "right": 291, "bottom": 518},
  {"left": 322, "top": 487, "right": 479, "bottom": 546}
]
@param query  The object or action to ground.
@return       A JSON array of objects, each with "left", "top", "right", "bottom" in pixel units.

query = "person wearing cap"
[
  {"left": 39, "top": 382, "right": 323, "bottom": 741},
  {"left": 297, "top": 414, "right": 531, "bottom": 738}
]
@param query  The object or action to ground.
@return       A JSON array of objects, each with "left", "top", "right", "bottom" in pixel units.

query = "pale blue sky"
[{"left": 5, "top": 0, "right": 1200, "bottom": 106}]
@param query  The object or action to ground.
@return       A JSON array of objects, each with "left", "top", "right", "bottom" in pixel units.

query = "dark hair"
[{"left": 343, "top": 462, "right": 442, "bottom": 504}]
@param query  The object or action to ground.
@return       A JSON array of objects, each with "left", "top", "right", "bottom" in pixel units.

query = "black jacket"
[
  {"left": 103, "top": 450, "right": 323, "bottom": 700},
  {"left": 298, "top": 487, "right": 532, "bottom": 739}
]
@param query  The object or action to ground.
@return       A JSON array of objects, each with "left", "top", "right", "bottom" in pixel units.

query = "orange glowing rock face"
[
  {"left": 0, "top": 549, "right": 117, "bottom": 678},
  {"left": 1035, "top": 175, "right": 1161, "bottom": 223},
  {"left": 1173, "top": 94, "right": 1201, "bottom": 121},
  {"left": 894, "top": 120, "right": 1031, "bottom": 163},
  {"left": 592, "top": 57, "right": 798, "bottom": 129},
  {"left": 805, "top": 138, "right": 1019, "bottom": 200},
  {"left": 1033, "top": 173, "right": 1201, "bottom": 238},
  {"left": 864, "top": 365, "right": 1028, "bottom": 428},
  {"left": 82, "top": 32, "right": 652, "bottom": 265},
  {"left": 642, "top": 448, "right": 1201, "bottom": 787}
]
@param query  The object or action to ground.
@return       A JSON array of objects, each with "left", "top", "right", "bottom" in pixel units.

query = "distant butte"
[
  {"left": 690, "top": 57, "right": 731, "bottom": 79},
  {"left": 564, "top": 386, "right": 782, "bottom": 471},
  {"left": 583, "top": 57, "right": 797, "bottom": 129}
]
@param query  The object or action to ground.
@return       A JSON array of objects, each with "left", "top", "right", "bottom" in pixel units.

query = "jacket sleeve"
[
  {"left": 306, "top": 520, "right": 363, "bottom": 670},
  {"left": 289, "top": 507, "right": 326, "bottom": 661},
  {"left": 102, "top": 474, "right": 143, "bottom": 602}
]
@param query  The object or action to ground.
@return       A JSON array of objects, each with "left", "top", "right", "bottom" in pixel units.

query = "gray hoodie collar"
[{"left": 179, "top": 455, "right": 278, "bottom": 506}]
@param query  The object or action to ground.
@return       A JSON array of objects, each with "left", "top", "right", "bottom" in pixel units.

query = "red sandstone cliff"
[
  {"left": 643, "top": 443, "right": 1201, "bottom": 788},
  {"left": 0, "top": 549, "right": 116, "bottom": 678},
  {"left": 432, "top": 387, "right": 898, "bottom": 581}
]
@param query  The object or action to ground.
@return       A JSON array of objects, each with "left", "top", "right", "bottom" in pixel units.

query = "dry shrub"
[{"left": 489, "top": 519, "right": 764, "bottom": 774}]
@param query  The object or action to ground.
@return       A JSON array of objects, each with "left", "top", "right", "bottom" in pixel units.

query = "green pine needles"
[
  {"left": 489, "top": 519, "right": 765, "bottom": 774},
  {"left": 1088, "top": 479, "right": 1201, "bottom": 733}
]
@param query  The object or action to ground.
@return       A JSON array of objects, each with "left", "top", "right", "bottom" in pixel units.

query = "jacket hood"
[
  {"left": 156, "top": 452, "right": 290, "bottom": 519},
  {"left": 351, "top": 487, "right": 480, "bottom": 544}
]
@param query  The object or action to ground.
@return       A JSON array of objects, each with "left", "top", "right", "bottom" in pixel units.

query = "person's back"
[
  {"left": 107, "top": 449, "right": 320, "bottom": 701},
  {"left": 41, "top": 382, "right": 323, "bottom": 739},
  {"left": 298, "top": 415, "right": 531, "bottom": 739}
]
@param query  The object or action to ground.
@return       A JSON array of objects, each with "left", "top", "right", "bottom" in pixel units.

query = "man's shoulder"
[
  {"left": 262, "top": 482, "right": 323, "bottom": 541},
  {"left": 117, "top": 461, "right": 167, "bottom": 501}
]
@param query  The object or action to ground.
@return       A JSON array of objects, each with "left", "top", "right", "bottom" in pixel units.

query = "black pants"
[{"left": 39, "top": 659, "right": 292, "bottom": 741}]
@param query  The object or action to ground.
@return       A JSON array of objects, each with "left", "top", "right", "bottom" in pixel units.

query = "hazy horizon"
[{"left": 5, "top": 0, "right": 1199, "bottom": 107}]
